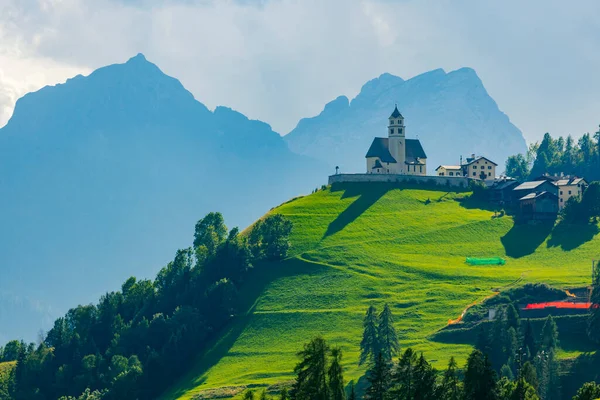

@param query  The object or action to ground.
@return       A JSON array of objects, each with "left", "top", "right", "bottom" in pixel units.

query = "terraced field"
[{"left": 163, "top": 183, "right": 599, "bottom": 399}]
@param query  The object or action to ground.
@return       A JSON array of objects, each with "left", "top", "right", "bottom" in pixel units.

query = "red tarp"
[{"left": 524, "top": 302, "right": 592, "bottom": 310}]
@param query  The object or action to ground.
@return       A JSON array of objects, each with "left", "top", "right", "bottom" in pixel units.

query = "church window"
[
  {"left": 473, "top": 172, "right": 477, "bottom": 176},
  {"left": 399, "top": 128, "right": 403, "bottom": 134},
  {"left": 449, "top": 172, "right": 454, "bottom": 176},
  {"left": 488, "top": 166, "right": 492, "bottom": 169},
  {"left": 420, "top": 166, "right": 423, "bottom": 173},
  {"left": 440, "top": 172, "right": 445, "bottom": 176},
  {"left": 390, "top": 128, "right": 394, "bottom": 134}
]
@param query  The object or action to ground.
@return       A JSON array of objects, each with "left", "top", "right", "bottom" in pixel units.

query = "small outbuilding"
[
  {"left": 519, "top": 191, "right": 559, "bottom": 222},
  {"left": 512, "top": 180, "right": 558, "bottom": 205}
]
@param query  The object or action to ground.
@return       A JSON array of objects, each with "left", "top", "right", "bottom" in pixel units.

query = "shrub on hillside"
[
  {"left": 561, "top": 182, "right": 600, "bottom": 224},
  {"left": 249, "top": 214, "right": 293, "bottom": 261}
]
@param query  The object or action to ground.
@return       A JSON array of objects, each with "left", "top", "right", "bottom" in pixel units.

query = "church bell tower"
[{"left": 388, "top": 105, "right": 406, "bottom": 173}]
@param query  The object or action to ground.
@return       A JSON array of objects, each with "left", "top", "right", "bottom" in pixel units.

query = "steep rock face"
[
  {"left": 285, "top": 68, "right": 526, "bottom": 173},
  {"left": 0, "top": 55, "right": 325, "bottom": 342}
]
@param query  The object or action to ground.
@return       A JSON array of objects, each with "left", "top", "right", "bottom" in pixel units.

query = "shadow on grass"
[
  {"left": 458, "top": 195, "right": 503, "bottom": 213},
  {"left": 547, "top": 221, "right": 599, "bottom": 251},
  {"left": 324, "top": 183, "right": 391, "bottom": 238},
  {"left": 561, "top": 352, "right": 600, "bottom": 398},
  {"left": 500, "top": 222, "right": 554, "bottom": 258},
  {"left": 161, "top": 258, "right": 326, "bottom": 399}
]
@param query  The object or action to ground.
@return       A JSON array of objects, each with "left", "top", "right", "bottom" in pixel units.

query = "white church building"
[{"left": 365, "top": 106, "right": 427, "bottom": 175}]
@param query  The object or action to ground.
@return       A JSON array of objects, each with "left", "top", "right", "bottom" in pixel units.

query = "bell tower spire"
[{"left": 388, "top": 105, "right": 406, "bottom": 172}]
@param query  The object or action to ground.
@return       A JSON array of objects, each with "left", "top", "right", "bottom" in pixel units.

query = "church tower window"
[{"left": 390, "top": 128, "right": 394, "bottom": 134}]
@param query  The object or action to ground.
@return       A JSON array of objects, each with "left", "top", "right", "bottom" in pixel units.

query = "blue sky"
[{"left": 1, "top": 0, "right": 599, "bottom": 142}]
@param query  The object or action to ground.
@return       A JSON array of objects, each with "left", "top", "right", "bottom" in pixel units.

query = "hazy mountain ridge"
[
  {"left": 285, "top": 67, "right": 527, "bottom": 172},
  {"left": 0, "top": 54, "right": 326, "bottom": 342}
]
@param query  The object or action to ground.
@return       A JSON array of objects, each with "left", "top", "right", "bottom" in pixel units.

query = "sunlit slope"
[{"left": 165, "top": 183, "right": 599, "bottom": 399}]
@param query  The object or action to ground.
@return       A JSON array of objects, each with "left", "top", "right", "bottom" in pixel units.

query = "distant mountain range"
[
  {"left": 285, "top": 68, "right": 527, "bottom": 173},
  {"left": 0, "top": 54, "right": 326, "bottom": 342},
  {"left": 0, "top": 56, "right": 527, "bottom": 342}
]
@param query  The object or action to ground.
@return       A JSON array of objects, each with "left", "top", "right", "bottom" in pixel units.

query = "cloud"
[{"left": 1, "top": 0, "right": 599, "bottom": 141}]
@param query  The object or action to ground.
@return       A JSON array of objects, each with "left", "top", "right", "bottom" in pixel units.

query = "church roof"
[
  {"left": 405, "top": 139, "right": 427, "bottom": 161},
  {"left": 365, "top": 137, "right": 397, "bottom": 163},
  {"left": 390, "top": 106, "right": 403, "bottom": 119}
]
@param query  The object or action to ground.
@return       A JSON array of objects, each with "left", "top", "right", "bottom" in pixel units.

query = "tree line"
[
  {"left": 0, "top": 212, "right": 293, "bottom": 400},
  {"left": 505, "top": 129, "right": 600, "bottom": 182}
]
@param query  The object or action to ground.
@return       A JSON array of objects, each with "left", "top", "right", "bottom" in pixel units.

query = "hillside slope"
[
  {"left": 164, "top": 183, "right": 599, "bottom": 399},
  {"left": 284, "top": 69, "right": 527, "bottom": 172}
]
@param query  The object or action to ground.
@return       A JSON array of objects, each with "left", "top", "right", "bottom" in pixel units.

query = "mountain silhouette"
[
  {"left": 0, "top": 54, "right": 326, "bottom": 342},
  {"left": 284, "top": 68, "right": 527, "bottom": 173}
]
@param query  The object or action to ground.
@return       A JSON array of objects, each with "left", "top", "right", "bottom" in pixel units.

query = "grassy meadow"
[{"left": 163, "top": 182, "right": 599, "bottom": 399}]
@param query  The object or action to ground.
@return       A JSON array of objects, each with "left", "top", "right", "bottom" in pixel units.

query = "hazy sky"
[{"left": 1, "top": 0, "right": 599, "bottom": 143}]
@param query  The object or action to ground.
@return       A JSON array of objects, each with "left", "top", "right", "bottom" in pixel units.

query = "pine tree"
[
  {"left": 291, "top": 337, "right": 330, "bottom": 400},
  {"left": 520, "top": 361, "right": 538, "bottom": 391},
  {"left": 360, "top": 306, "right": 379, "bottom": 365},
  {"left": 506, "top": 304, "right": 520, "bottom": 332},
  {"left": 280, "top": 388, "right": 289, "bottom": 400},
  {"left": 328, "top": 347, "right": 345, "bottom": 400},
  {"left": 500, "top": 364, "right": 514, "bottom": 380},
  {"left": 588, "top": 261, "right": 600, "bottom": 344},
  {"left": 540, "top": 316, "right": 559, "bottom": 352},
  {"left": 243, "top": 390, "right": 255, "bottom": 400},
  {"left": 523, "top": 319, "right": 537, "bottom": 358},
  {"left": 364, "top": 352, "right": 391, "bottom": 400},
  {"left": 505, "top": 327, "right": 518, "bottom": 373},
  {"left": 440, "top": 357, "right": 462, "bottom": 400},
  {"left": 260, "top": 390, "right": 270, "bottom": 400},
  {"left": 377, "top": 303, "right": 400, "bottom": 363},
  {"left": 392, "top": 347, "right": 418, "bottom": 399},
  {"left": 348, "top": 381, "right": 357, "bottom": 400},
  {"left": 511, "top": 378, "right": 540, "bottom": 400},
  {"left": 463, "top": 350, "right": 498, "bottom": 400},
  {"left": 413, "top": 353, "right": 438, "bottom": 400},
  {"left": 490, "top": 308, "right": 507, "bottom": 370}
]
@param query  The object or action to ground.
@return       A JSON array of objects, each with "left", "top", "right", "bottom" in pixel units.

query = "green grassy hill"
[{"left": 163, "top": 183, "right": 599, "bottom": 399}]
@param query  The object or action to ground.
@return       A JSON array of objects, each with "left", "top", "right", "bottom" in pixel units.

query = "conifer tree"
[
  {"left": 280, "top": 388, "right": 289, "bottom": 400},
  {"left": 463, "top": 350, "right": 498, "bottom": 400},
  {"left": 510, "top": 378, "right": 540, "bottom": 400},
  {"left": 500, "top": 364, "right": 515, "bottom": 380},
  {"left": 328, "top": 347, "right": 345, "bottom": 400},
  {"left": 540, "top": 316, "right": 559, "bottom": 352},
  {"left": 588, "top": 261, "right": 600, "bottom": 344},
  {"left": 523, "top": 319, "right": 537, "bottom": 358},
  {"left": 413, "top": 353, "right": 438, "bottom": 400},
  {"left": 520, "top": 361, "right": 538, "bottom": 392},
  {"left": 377, "top": 303, "right": 400, "bottom": 363},
  {"left": 291, "top": 337, "right": 330, "bottom": 400},
  {"left": 392, "top": 347, "right": 418, "bottom": 399},
  {"left": 506, "top": 304, "right": 520, "bottom": 332},
  {"left": 364, "top": 352, "right": 391, "bottom": 400},
  {"left": 348, "top": 381, "right": 356, "bottom": 400},
  {"left": 440, "top": 357, "right": 462, "bottom": 400},
  {"left": 505, "top": 327, "right": 518, "bottom": 373},
  {"left": 243, "top": 390, "right": 255, "bottom": 400},
  {"left": 360, "top": 306, "right": 379, "bottom": 365}
]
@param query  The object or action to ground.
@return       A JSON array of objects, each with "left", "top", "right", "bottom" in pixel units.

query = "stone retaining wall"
[{"left": 328, "top": 173, "right": 473, "bottom": 188}]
